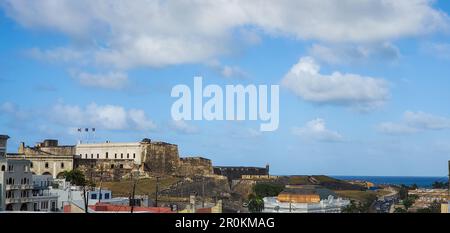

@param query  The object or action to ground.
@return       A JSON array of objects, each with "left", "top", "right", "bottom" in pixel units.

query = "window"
[
  {"left": 115, "top": 153, "right": 117, "bottom": 159},
  {"left": 8, "top": 165, "right": 14, "bottom": 171},
  {"left": 97, "top": 154, "right": 99, "bottom": 159},
  {"left": 1, "top": 165, "right": 5, "bottom": 171},
  {"left": 41, "top": 201, "right": 48, "bottom": 209},
  {"left": 85, "top": 154, "right": 88, "bottom": 159},
  {"left": 121, "top": 153, "right": 123, "bottom": 159},
  {"left": 106, "top": 152, "right": 108, "bottom": 159},
  {"left": 91, "top": 193, "right": 97, "bottom": 199},
  {"left": 105, "top": 193, "right": 110, "bottom": 199},
  {"left": 110, "top": 164, "right": 114, "bottom": 169},
  {"left": 61, "top": 162, "right": 64, "bottom": 168},
  {"left": 30, "top": 162, "right": 33, "bottom": 168},
  {"left": 119, "top": 164, "right": 123, "bottom": 169},
  {"left": 133, "top": 153, "right": 136, "bottom": 159},
  {"left": 91, "top": 154, "right": 93, "bottom": 159},
  {"left": 45, "top": 163, "right": 49, "bottom": 168}
]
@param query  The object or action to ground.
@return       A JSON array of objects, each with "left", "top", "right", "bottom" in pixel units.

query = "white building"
[
  {"left": 262, "top": 186, "right": 350, "bottom": 213},
  {"left": 263, "top": 195, "right": 350, "bottom": 213},
  {"left": 0, "top": 135, "right": 58, "bottom": 212},
  {"left": 75, "top": 142, "right": 142, "bottom": 165},
  {"left": 50, "top": 185, "right": 129, "bottom": 211}
]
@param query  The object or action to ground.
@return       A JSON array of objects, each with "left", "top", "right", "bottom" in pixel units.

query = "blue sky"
[{"left": 1, "top": 0, "right": 450, "bottom": 176}]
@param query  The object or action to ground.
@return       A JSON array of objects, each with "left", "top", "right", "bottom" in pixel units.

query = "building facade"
[
  {"left": 8, "top": 140, "right": 74, "bottom": 178},
  {"left": 262, "top": 185, "right": 350, "bottom": 213},
  {"left": 0, "top": 158, "right": 34, "bottom": 211},
  {"left": 76, "top": 141, "right": 143, "bottom": 165}
]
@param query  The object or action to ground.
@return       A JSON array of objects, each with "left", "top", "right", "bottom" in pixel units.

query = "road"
[{"left": 372, "top": 187, "right": 399, "bottom": 213}]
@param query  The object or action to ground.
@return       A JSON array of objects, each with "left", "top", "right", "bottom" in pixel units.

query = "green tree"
[
  {"left": 417, "top": 201, "right": 441, "bottom": 213},
  {"left": 398, "top": 185, "right": 409, "bottom": 200},
  {"left": 63, "top": 169, "right": 89, "bottom": 186},
  {"left": 431, "top": 181, "right": 448, "bottom": 189},
  {"left": 253, "top": 183, "right": 284, "bottom": 198},
  {"left": 247, "top": 194, "right": 264, "bottom": 213},
  {"left": 402, "top": 197, "right": 414, "bottom": 210}
]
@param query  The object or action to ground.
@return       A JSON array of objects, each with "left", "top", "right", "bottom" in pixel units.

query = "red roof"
[{"left": 89, "top": 203, "right": 173, "bottom": 213}]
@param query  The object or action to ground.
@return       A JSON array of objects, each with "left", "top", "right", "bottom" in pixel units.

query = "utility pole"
[
  {"left": 83, "top": 186, "right": 88, "bottom": 213},
  {"left": 155, "top": 176, "right": 160, "bottom": 207},
  {"left": 98, "top": 165, "right": 103, "bottom": 204},
  {"left": 202, "top": 177, "right": 205, "bottom": 208},
  {"left": 129, "top": 171, "right": 138, "bottom": 213}
]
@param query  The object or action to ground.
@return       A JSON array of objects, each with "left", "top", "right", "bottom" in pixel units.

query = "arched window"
[
  {"left": 127, "top": 153, "right": 129, "bottom": 159},
  {"left": 61, "top": 162, "right": 64, "bottom": 168},
  {"left": 97, "top": 154, "right": 99, "bottom": 159},
  {"left": 1, "top": 165, "right": 5, "bottom": 171},
  {"left": 110, "top": 164, "right": 114, "bottom": 169},
  {"left": 45, "top": 162, "right": 49, "bottom": 168},
  {"left": 106, "top": 152, "right": 109, "bottom": 159},
  {"left": 30, "top": 162, "right": 33, "bottom": 168}
]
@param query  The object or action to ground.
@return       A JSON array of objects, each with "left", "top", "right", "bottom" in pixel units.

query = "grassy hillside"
[
  {"left": 286, "top": 175, "right": 364, "bottom": 191},
  {"left": 100, "top": 177, "right": 180, "bottom": 197}
]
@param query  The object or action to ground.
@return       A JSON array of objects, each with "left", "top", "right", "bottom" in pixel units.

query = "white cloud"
[
  {"left": 308, "top": 42, "right": 400, "bottom": 64},
  {"left": 128, "top": 109, "right": 157, "bottom": 131},
  {"left": 72, "top": 71, "right": 129, "bottom": 90},
  {"left": 377, "top": 122, "right": 419, "bottom": 135},
  {"left": 2, "top": 0, "right": 447, "bottom": 68},
  {"left": 293, "top": 118, "right": 343, "bottom": 142},
  {"left": 27, "top": 47, "right": 85, "bottom": 63},
  {"left": 421, "top": 42, "right": 450, "bottom": 59},
  {"left": 0, "top": 102, "right": 29, "bottom": 120},
  {"left": 51, "top": 102, "right": 156, "bottom": 131},
  {"left": 170, "top": 120, "right": 199, "bottom": 134},
  {"left": 207, "top": 60, "right": 247, "bottom": 79},
  {"left": 281, "top": 57, "right": 389, "bottom": 110},
  {"left": 404, "top": 111, "right": 450, "bottom": 130},
  {"left": 378, "top": 111, "right": 450, "bottom": 135}
]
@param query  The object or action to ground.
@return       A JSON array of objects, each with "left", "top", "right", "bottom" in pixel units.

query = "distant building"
[
  {"left": 441, "top": 201, "right": 449, "bottom": 213},
  {"left": 263, "top": 185, "right": 350, "bottom": 213},
  {"left": 7, "top": 140, "right": 74, "bottom": 178},
  {"left": 408, "top": 188, "right": 448, "bottom": 209},
  {"left": 0, "top": 135, "right": 8, "bottom": 158},
  {"left": 213, "top": 164, "right": 269, "bottom": 182},
  {"left": 76, "top": 141, "right": 143, "bottom": 165}
]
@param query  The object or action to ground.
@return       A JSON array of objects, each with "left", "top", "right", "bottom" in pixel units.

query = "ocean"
[{"left": 333, "top": 176, "right": 448, "bottom": 188}]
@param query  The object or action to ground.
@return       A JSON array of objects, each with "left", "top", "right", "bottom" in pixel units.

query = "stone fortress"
[{"left": 6, "top": 138, "right": 269, "bottom": 182}]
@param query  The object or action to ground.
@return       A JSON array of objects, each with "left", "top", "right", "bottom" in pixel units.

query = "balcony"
[
  {"left": 21, "top": 184, "right": 34, "bottom": 189},
  {"left": 5, "top": 184, "right": 20, "bottom": 190},
  {"left": 31, "top": 194, "right": 59, "bottom": 201}
]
